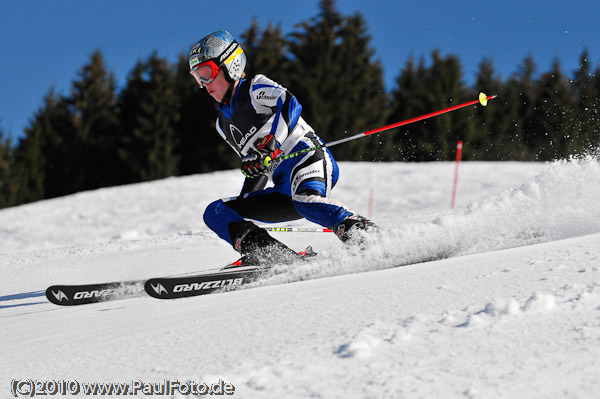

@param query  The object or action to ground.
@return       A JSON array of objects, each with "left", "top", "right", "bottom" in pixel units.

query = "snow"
[{"left": 2, "top": 159, "right": 600, "bottom": 398}]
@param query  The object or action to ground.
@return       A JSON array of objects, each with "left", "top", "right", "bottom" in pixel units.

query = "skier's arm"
[
  {"left": 236, "top": 75, "right": 300, "bottom": 181},
  {"left": 250, "top": 75, "right": 302, "bottom": 139},
  {"left": 271, "top": 90, "right": 302, "bottom": 135},
  {"left": 241, "top": 134, "right": 282, "bottom": 179},
  {"left": 240, "top": 174, "right": 268, "bottom": 196}
]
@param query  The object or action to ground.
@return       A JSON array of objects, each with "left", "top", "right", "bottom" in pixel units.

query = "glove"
[{"left": 241, "top": 135, "right": 282, "bottom": 178}]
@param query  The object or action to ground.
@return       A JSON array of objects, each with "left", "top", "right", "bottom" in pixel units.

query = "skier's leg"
[
  {"left": 203, "top": 189, "right": 304, "bottom": 264},
  {"left": 228, "top": 220, "right": 303, "bottom": 265},
  {"left": 281, "top": 134, "right": 377, "bottom": 244},
  {"left": 203, "top": 189, "right": 300, "bottom": 244}
]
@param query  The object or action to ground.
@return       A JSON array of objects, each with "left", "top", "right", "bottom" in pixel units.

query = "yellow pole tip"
[{"left": 478, "top": 92, "right": 488, "bottom": 106}]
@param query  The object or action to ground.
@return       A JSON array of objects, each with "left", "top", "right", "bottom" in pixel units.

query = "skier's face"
[{"left": 203, "top": 69, "right": 229, "bottom": 103}]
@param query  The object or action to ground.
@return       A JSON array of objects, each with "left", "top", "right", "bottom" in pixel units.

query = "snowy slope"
[{"left": 1, "top": 159, "right": 600, "bottom": 398}]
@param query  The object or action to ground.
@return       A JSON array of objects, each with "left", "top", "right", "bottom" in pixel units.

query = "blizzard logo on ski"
[
  {"left": 74, "top": 288, "right": 118, "bottom": 299},
  {"left": 52, "top": 290, "right": 68, "bottom": 302},
  {"left": 173, "top": 278, "right": 244, "bottom": 292},
  {"left": 150, "top": 283, "right": 168, "bottom": 296}
]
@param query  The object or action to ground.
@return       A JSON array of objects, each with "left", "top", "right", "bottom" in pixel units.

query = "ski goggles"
[{"left": 190, "top": 60, "right": 220, "bottom": 87}]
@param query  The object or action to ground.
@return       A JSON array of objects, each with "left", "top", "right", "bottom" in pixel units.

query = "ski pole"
[
  {"left": 268, "top": 92, "right": 496, "bottom": 167},
  {"left": 260, "top": 226, "right": 333, "bottom": 233}
]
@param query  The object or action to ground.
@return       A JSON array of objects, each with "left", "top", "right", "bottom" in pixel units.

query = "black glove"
[{"left": 241, "top": 135, "right": 282, "bottom": 178}]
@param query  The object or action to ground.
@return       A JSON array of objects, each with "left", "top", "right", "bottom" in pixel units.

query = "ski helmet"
[{"left": 189, "top": 30, "right": 246, "bottom": 84}]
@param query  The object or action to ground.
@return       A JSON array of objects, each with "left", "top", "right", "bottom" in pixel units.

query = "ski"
[
  {"left": 46, "top": 247, "right": 316, "bottom": 305},
  {"left": 46, "top": 280, "right": 145, "bottom": 306},
  {"left": 144, "top": 266, "right": 266, "bottom": 300},
  {"left": 46, "top": 267, "right": 266, "bottom": 306},
  {"left": 144, "top": 246, "right": 316, "bottom": 300}
]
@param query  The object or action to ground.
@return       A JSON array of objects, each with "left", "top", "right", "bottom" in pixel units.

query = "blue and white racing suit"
[{"left": 203, "top": 74, "right": 354, "bottom": 245}]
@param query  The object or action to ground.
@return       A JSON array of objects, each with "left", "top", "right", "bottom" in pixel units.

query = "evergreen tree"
[
  {"left": 13, "top": 90, "right": 79, "bottom": 201},
  {"left": 426, "top": 51, "right": 472, "bottom": 160},
  {"left": 241, "top": 19, "right": 291, "bottom": 87},
  {"left": 531, "top": 58, "right": 577, "bottom": 160},
  {"left": 11, "top": 52, "right": 121, "bottom": 204},
  {"left": 287, "top": 0, "right": 386, "bottom": 161},
  {"left": 118, "top": 52, "right": 180, "bottom": 181},
  {"left": 509, "top": 55, "right": 540, "bottom": 160},
  {"left": 11, "top": 126, "right": 45, "bottom": 205},
  {"left": 572, "top": 50, "right": 600, "bottom": 152},
  {"left": 388, "top": 51, "right": 470, "bottom": 161},
  {"left": 386, "top": 56, "right": 429, "bottom": 161},
  {"left": 472, "top": 58, "right": 512, "bottom": 160},
  {"left": 590, "top": 64, "right": 600, "bottom": 151},
  {"left": 70, "top": 50, "right": 123, "bottom": 189},
  {"left": 0, "top": 124, "right": 14, "bottom": 208}
]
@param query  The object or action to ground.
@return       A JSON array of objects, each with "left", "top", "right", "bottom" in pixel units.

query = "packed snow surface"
[{"left": 2, "top": 159, "right": 600, "bottom": 398}]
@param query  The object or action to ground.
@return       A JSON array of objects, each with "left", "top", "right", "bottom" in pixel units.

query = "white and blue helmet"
[{"left": 189, "top": 30, "right": 246, "bottom": 82}]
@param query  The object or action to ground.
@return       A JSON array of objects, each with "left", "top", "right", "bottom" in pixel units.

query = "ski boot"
[
  {"left": 229, "top": 221, "right": 304, "bottom": 267},
  {"left": 331, "top": 214, "right": 378, "bottom": 247}
]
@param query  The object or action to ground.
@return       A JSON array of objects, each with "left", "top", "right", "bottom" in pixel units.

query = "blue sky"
[{"left": 1, "top": 0, "right": 599, "bottom": 140}]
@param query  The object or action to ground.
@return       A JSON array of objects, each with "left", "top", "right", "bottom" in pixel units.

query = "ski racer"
[{"left": 190, "top": 30, "right": 376, "bottom": 266}]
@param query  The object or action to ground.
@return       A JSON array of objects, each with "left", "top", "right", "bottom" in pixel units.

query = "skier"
[{"left": 190, "top": 30, "right": 376, "bottom": 266}]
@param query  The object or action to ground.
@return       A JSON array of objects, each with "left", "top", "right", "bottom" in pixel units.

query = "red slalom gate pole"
[
  {"left": 451, "top": 140, "right": 463, "bottom": 209},
  {"left": 271, "top": 92, "right": 496, "bottom": 166}
]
